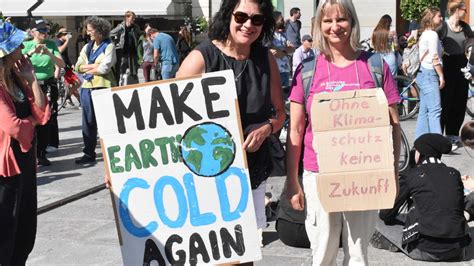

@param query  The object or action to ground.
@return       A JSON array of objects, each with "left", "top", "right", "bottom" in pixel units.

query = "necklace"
[{"left": 220, "top": 52, "right": 249, "bottom": 82}]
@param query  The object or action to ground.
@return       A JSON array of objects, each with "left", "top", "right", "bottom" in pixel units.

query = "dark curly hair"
[
  {"left": 85, "top": 16, "right": 112, "bottom": 39},
  {"left": 209, "top": 0, "right": 275, "bottom": 44}
]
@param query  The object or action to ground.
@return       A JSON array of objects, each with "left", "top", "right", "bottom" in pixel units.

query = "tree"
[{"left": 400, "top": 0, "right": 440, "bottom": 21}]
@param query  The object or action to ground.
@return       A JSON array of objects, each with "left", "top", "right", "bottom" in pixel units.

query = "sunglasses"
[
  {"left": 36, "top": 28, "right": 49, "bottom": 34},
  {"left": 233, "top": 11, "right": 265, "bottom": 26}
]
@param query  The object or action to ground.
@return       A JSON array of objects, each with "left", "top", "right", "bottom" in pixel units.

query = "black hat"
[
  {"left": 414, "top": 133, "right": 452, "bottom": 159},
  {"left": 29, "top": 19, "right": 49, "bottom": 30}
]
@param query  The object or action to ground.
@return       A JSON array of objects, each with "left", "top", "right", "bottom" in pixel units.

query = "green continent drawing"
[{"left": 180, "top": 123, "right": 236, "bottom": 177}]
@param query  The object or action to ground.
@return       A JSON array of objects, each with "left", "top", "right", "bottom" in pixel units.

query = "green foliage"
[
  {"left": 400, "top": 0, "right": 440, "bottom": 21},
  {"left": 194, "top": 16, "right": 209, "bottom": 33}
]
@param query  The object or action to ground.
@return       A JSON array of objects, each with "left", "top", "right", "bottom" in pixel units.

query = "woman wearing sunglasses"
[
  {"left": 177, "top": 0, "right": 285, "bottom": 255},
  {"left": 285, "top": 0, "right": 400, "bottom": 264}
]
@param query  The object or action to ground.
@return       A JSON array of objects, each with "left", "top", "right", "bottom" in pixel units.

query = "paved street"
[{"left": 27, "top": 98, "right": 474, "bottom": 265}]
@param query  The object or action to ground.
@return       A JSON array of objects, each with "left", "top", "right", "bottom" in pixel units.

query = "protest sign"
[
  {"left": 92, "top": 70, "right": 261, "bottom": 265},
  {"left": 311, "top": 89, "right": 397, "bottom": 212}
]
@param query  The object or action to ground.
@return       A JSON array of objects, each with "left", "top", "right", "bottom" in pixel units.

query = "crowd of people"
[{"left": 1, "top": 0, "right": 474, "bottom": 265}]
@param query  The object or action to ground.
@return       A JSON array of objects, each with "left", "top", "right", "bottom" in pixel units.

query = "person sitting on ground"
[{"left": 374, "top": 133, "right": 471, "bottom": 262}]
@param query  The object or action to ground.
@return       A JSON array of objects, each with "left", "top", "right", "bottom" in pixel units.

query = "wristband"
[{"left": 267, "top": 119, "right": 274, "bottom": 134}]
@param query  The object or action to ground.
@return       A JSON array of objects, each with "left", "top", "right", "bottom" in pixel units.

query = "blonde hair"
[
  {"left": 0, "top": 56, "right": 20, "bottom": 102},
  {"left": 419, "top": 7, "right": 441, "bottom": 33},
  {"left": 313, "top": 0, "right": 360, "bottom": 58},
  {"left": 447, "top": 0, "right": 465, "bottom": 16}
]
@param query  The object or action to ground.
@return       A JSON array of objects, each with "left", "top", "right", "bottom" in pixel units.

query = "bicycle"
[{"left": 394, "top": 74, "right": 420, "bottom": 121}]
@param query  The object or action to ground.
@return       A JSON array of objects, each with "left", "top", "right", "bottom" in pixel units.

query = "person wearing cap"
[
  {"left": 74, "top": 16, "right": 116, "bottom": 164},
  {"left": 0, "top": 19, "right": 50, "bottom": 265},
  {"left": 22, "top": 19, "right": 65, "bottom": 166},
  {"left": 292, "top": 34, "right": 315, "bottom": 74},
  {"left": 373, "top": 133, "right": 470, "bottom": 261}
]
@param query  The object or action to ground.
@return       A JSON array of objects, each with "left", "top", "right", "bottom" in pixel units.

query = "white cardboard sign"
[{"left": 92, "top": 70, "right": 261, "bottom": 265}]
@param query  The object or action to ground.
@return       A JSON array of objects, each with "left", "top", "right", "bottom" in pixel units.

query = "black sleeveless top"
[
  {"left": 196, "top": 40, "right": 273, "bottom": 188},
  {"left": 196, "top": 40, "right": 272, "bottom": 129}
]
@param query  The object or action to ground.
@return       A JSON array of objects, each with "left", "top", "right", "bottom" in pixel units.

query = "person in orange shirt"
[{"left": 0, "top": 20, "right": 50, "bottom": 265}]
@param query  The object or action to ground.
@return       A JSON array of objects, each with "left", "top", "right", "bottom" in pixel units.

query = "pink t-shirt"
[{"left": 288, "top": 51, "right": 400, "bottom": 172}]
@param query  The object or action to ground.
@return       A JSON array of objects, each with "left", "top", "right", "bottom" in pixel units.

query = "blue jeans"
[
  {"left": 161, "top": 63, "right": 178, "bottom": 80},
  {"left": 80, "top": 88, "right": 101, "bottom": 158},
  {"left": 415, "top": 67, "right": 442, "bottom": 138},
  {"left": 280, "top": 72, "right": 290, "bottom": 87}
]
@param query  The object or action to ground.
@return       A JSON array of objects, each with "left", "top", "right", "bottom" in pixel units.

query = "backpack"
[
  {"left": 402, "top": 37, "right": 429, "bottom": 78},
  {"left": 300, "top": 50, "right": 385, "bottom": 105}
]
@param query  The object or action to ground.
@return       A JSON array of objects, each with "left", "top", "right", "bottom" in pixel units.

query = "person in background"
[
  {"left": 371, "top": 14, "right": 400, "bottom": 78},
  {"left": 292, "top": 34, "right": 315, "bottom": 74},
  {"left": 285, "top": 0, "right": 401, "bottom": 264},
  {"left": 110, "top": 10, "right": 140, "bottom": 86},
  {"left": 285, "top": 7, "right": 302, "bottom": 49},
  {"left": 268, "top": 11, "right": 294, "bottom": 91},
  {"left": 74, "top": 16, "right": 116, "bottom": 164},
  {"left": 0, "top": 19, "right": 50, "bottom": 265},
  {"left": 22, "top": 19, "right": 65, "bottom": 166},
  {"left": 415, "top": 7, "right": 444, "bottom": 139},
  {"left": 375, "top": 133, "right": 470, "bottom": 262},
  {"left": 437, "top": 0, "right": 474, "bottom": 151},
  {"left": 176, "top": 25, "right": 192, "bottom": 64},
  {"left": 149, "top": 28, "right": 179, "bottom": 80},
  {"left": 55, "top": 27, "right": 80, "bottom": 107},
  {"left": 177, "top": 0, "right": 285, "bottom": 253},
  {"left": 140, "top": 23, "right": 155, "bottom": 82}
]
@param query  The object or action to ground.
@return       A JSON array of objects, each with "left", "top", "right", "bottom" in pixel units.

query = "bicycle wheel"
[
  {"left": 394, "top": 75, "right": 420, "bottom": 121},
  {"left": 399, "top": 128, "right": 410, "bottom": 173},
  {"left": 55, "top": 79, "right": 69, "bottom": 114},
  {"left": 467, "top": 88, "right": 474, "bottom": 118}
]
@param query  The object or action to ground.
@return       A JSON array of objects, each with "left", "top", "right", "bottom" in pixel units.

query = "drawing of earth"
[{"left": 180, "top": 122, "right": 236, "bottom": 177}]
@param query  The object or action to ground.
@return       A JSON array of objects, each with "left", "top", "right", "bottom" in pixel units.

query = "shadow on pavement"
[
  {"left": 59, "top": 125, "right": 82, "bottom": 133},
  {"left": 37, "top": 172, "right": 82, "bottom": 186}
]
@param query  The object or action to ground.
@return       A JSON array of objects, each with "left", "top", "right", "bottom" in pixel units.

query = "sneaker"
[
  {"left": 370, "top": 231, "right": 399, "bottom": 252},
  {"left": 38, "top": 155, "right": 51, "bottom": 166},
  {"left": 75, "top": 155, "right": 96, "bottom": 164}
]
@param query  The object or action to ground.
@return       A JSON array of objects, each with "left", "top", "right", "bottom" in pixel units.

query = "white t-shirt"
[{"left": 418, "top": 29, "right": 443, "bottom": 70}]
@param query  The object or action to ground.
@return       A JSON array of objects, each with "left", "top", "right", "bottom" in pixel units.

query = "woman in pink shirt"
[
  {"left": 285, "top": 0, "right": 401, "bottom": 264},
  {"left": 0, "top": 20, "right": 50, "bottom": 265}
]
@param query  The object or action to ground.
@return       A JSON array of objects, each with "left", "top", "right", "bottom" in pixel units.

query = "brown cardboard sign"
[
  {"left": 316, "top": 170, "right": 397, "bottom": 212},
  {"left": 311, "top": 88, "right": 397, "bottom": 212},
  {"left": 314, "top": 126, "right": 394, "bottom": 173},
  {"left": 311, "top": 89, "right": 389, "bottom": 132}
]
